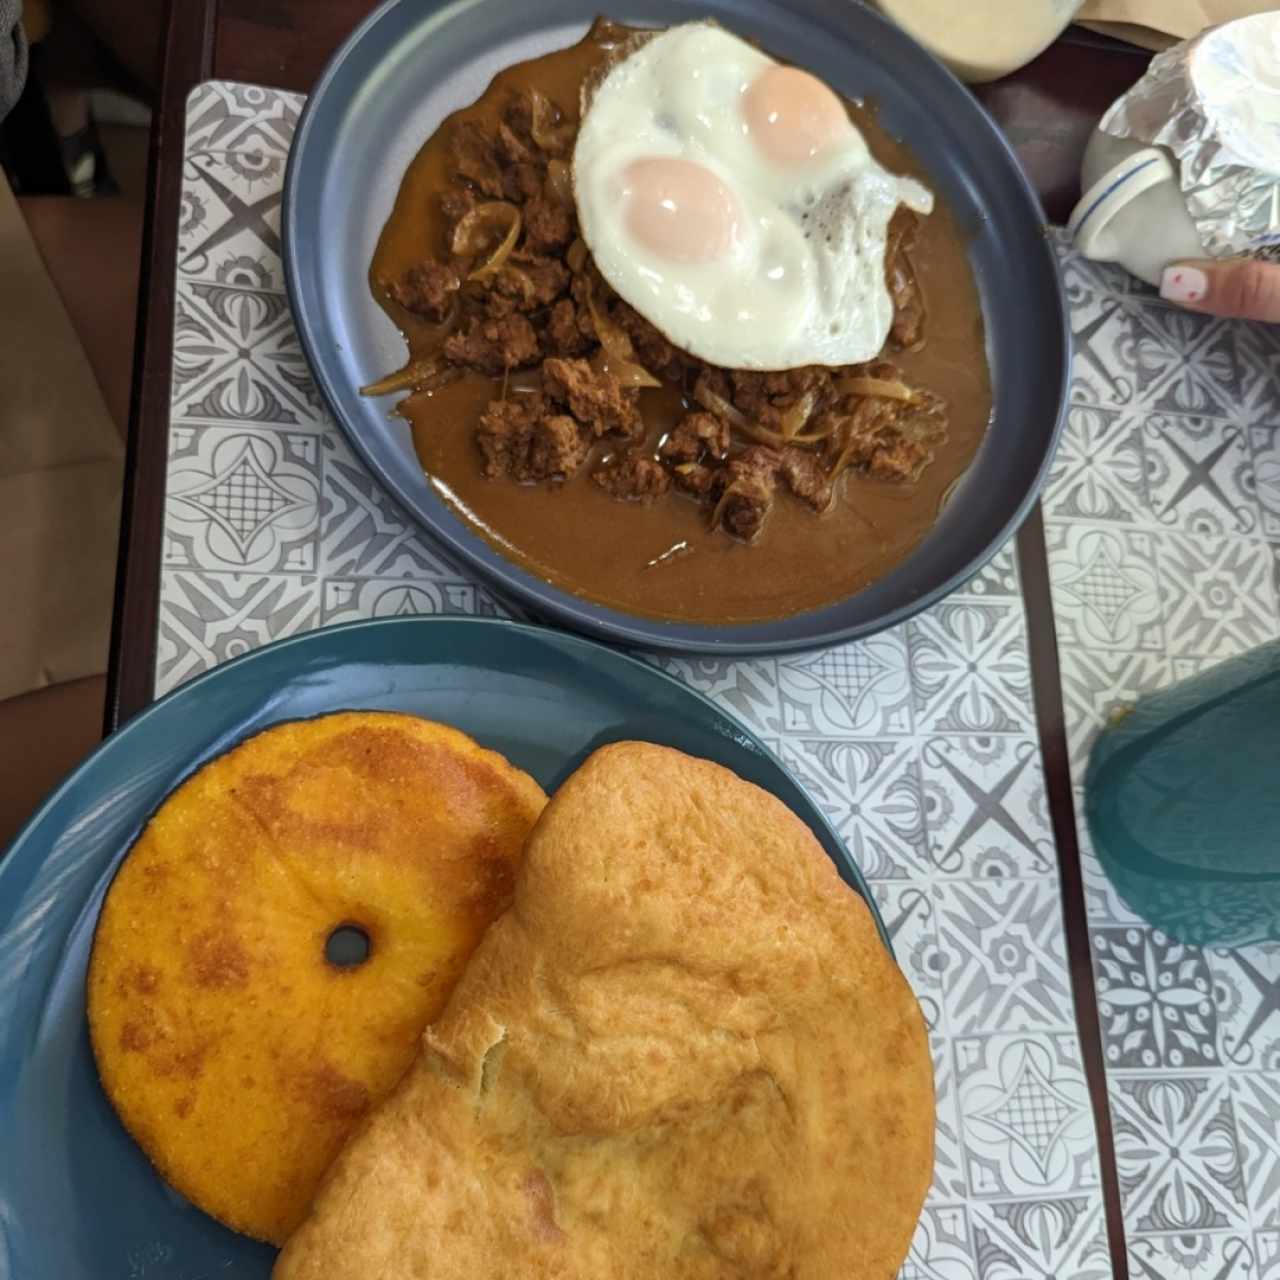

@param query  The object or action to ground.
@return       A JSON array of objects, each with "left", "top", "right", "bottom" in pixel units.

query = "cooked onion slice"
[
  {"left": 778, "top": 389, "right": 818, "bottom": 440},
  {"left": 708, "top": 480, "right": 744, "bottom": 531},
  {"left": 693, "top": 381, "right": 750, "bottom": 432},
  {"left": 590, "top": 351, "right": 661, "bottom": 389},
  {"left": 828, "top": 437, "right": 860, "bottom": 482},
  {"left": 360, "top": 357, "right": 460, "bottom": 398},
  {"left": 694, "top": 382, "right": 833, "bottom": 449},
  {"left": 708, "top": 479, "right": 768, "bottom": 543},
  {"left": 544, "top": 158, "right": 573, "bottom": 206},
  {"left": 836, "top": 375, "right": 918, "bottom": 403},
  {"left": 826, "top": 400, "right": 892, "bottom": 479},
  {"left": 529, "top": 90, "right": 574, "bottom": 154},
  {"left": 584, "top": 289, "right": 634, "bottom": 361},
  {"left": 585, "top": 289, "right": 661, "bottom": 387},
  {"left": 405, "top": 298, "right": 459, "bottom": 346},
  {"left": 736, "top": 420, "right": 841, "bottom": 449},
  {"left": 452, "top": 202, "right": 522, "bottom": 280}
]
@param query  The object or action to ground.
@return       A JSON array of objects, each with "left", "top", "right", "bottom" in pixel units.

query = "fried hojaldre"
[{"left": 276, "top": 741, "right": 933, "bottom": 1279}]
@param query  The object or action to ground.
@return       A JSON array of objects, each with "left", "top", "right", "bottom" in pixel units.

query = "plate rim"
[
  {"left": 281, "top": 0, "right": 1070, "bottom": 653},
  {"left": 0, "top": 615, "right": 889, "bottom": 949}
]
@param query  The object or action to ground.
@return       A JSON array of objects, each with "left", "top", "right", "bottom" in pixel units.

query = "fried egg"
[{"left": 573, "top": 22, "right": 933, "bottom": 370}]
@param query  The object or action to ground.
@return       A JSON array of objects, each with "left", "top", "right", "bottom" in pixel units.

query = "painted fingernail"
[{"left": 1161, "top": 265, "right": 1208, "bottom": 304}]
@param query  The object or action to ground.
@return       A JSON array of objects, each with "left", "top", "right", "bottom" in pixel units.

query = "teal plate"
[{"left": 0, "top": 618, "right": 886, "bottom": 1278}]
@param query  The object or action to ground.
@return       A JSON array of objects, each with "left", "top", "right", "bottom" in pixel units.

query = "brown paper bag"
[
  {"left": 1079, "top": 0, "right": 1280, "bottom": 49},
  {"left": 0, "top": 173, "right": 123, "bottom": 701}
]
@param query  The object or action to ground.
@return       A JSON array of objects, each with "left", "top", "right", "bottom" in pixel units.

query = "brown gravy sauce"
[{"left": 369, "top": 20, "right": 992, "bottom": 624}]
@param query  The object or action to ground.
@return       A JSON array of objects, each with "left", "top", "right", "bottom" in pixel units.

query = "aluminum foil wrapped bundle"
[{"left": 1097, "top": 12, "right": 1280, "bottom": 260}]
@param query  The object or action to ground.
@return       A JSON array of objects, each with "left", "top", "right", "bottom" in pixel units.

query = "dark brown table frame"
[{"left": 109, "top": 6, "right": 1156, "bottom": 1275}]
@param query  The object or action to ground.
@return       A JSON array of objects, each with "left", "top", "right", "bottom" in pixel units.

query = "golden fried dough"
[
  {"left": 275, "top": 741, "right": 933, "bottom": 1279},
  {"left": 87, "top": 711, "right": 546, "bottom": 1244}
]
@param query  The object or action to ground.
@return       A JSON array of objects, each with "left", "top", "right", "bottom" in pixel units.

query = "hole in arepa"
[{"left": 325, "top": 924, "right": 372, "bottom": 968}]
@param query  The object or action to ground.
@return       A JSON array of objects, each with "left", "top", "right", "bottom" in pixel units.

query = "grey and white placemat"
[
  {"left": 159, "top": 81, "right": 1117, "bottom": 1277},
  {"left": 1049, "top": 237, "right": 1280, "bottom": 1280}
]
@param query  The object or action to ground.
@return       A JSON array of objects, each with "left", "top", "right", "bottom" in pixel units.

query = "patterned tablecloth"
[
  {"left": 1051, "top": 240, "right": 1280, "bottom": 1280},
  {"left": 158, "top": 82, "right": 1279, "bottom": 1279}
]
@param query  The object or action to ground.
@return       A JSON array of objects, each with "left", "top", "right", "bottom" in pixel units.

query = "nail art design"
[{"left": 1161, "top": 266, "right": 1207, "bottom": 305}]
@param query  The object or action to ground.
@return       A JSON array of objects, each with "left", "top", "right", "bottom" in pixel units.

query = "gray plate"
[{"left": 283, "top": 0, "right": 1068, "bottom": 654}]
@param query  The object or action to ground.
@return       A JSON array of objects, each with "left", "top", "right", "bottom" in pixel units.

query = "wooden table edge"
[{"left": 105, "top": 0, "right": 216, "bottom": 735}]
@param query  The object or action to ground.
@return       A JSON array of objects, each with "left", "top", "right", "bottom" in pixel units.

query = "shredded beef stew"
[{"left": 369, "top": 86, "right": 940, "bottom": 546}]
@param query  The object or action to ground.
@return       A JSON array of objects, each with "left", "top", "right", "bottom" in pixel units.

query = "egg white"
[{"left": 573, "top": 22, "right": 933, "bottom": 371}]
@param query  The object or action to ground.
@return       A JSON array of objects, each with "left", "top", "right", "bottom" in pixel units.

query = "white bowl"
[
  {"left": 1069, "top": 130, "right": 1206, "bottom": 286},
  {"left": 872, "top": 0, "right": 1083, "bottom": 83}
]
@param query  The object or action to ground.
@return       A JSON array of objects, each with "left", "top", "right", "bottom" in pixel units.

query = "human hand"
[{"left": 1161, "top": 259, "right": 1280, "bottom": 322}]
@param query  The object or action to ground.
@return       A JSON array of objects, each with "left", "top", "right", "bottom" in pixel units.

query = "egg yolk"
[
  {"left": 742, "top": 65, "right": 853, "bottom": 167},
  {"left": 620, "top": 157, "right": 741, "bottom": 263}
]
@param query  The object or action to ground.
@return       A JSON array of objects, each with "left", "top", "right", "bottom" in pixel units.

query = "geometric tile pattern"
[
  {"left": 1112, "top": 1074, "right": 1248, "bottom": 1235},
  {"left": 157, "top": 86, "right": 1110, "bottom": 1278},
  {"left": 157, "top": 83, "right": 505, "bottom": 696},
  {"left": 956, "top": 1034, "right": 1096, "bottom": 1198},
  {"left": 969, "top": 1196, "right": 1111, "bottom": 1280},
  {"left": 1047, "top": 234, "right": 1280, "bottom": 1276},
  {"left": 1095, "top": 927, "right": 1219, "bottom": 1069}
]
